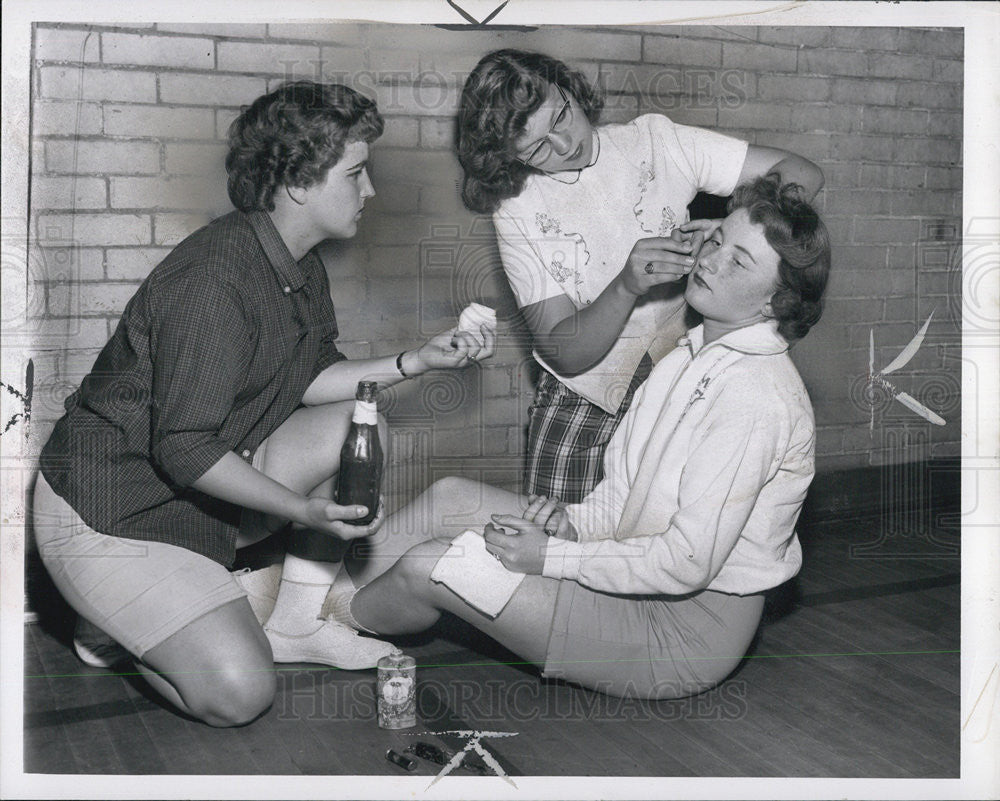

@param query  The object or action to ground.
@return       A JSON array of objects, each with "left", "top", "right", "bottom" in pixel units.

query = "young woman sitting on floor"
[{"left": 331, "top": 174, "right": 831, "bottom": 700}]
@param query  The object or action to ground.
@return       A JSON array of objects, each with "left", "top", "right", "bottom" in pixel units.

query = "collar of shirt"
[
  {"left": 245, "top": 210, "right": 309, "bottom": 292},
  {"left": 679, "top": 320, "right": 788, "bottom": 358}
]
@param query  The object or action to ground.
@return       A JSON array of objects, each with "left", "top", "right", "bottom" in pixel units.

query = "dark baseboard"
[
  {"left": 23, "top": 458, "right": 963, "bottom": 622},
  {"left": 800, "top": 457, "right": 961, "bottom": 525}
]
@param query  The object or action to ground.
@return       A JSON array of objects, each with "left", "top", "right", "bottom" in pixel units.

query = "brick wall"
[{"left": 25, "top": 23, "right": 963, "bottom": 515}]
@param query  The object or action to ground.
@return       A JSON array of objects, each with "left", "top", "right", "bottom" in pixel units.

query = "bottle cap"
[{"left": 356, "top": 380, "right": 378, "bottom": 402}]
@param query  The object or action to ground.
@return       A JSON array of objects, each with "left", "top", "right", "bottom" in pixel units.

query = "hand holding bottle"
[{"left": 299, "top": 495, "right": 386, "bottom": 539}]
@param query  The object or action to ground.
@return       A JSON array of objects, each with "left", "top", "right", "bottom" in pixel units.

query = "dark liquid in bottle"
[{"left": 336, "top": 381, "right": 382, "bottom": 526}]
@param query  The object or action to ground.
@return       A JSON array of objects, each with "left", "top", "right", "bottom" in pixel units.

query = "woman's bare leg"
[
  {"left": 352, "top": 539, "right": 559, "bottom": 666},
  {"left": 347, "top": 477, "right": 558, "bottom": 665},
  {"left": 137, "top": 598, "right": 275, "bottom": 727},
  {"left": 348, "top": 476, "right": 528, "bottom": 586}
]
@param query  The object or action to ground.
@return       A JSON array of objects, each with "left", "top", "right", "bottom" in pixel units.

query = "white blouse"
[{"left": 494, "top": 113, "right": 748, "bottom": 413}]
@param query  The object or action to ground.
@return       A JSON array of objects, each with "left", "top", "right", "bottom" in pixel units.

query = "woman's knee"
[
  {"left": 429, "top": 476, "right": 479, "bottom": 497},
  {"left": 185, "top": 654, "right": 276, "bottom": 727},
  {"left": 392, "top": 539, "right": 451, "bottom": 596}
]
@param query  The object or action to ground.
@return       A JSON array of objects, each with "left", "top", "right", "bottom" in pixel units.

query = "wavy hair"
[
  {"left": 225, "top": 81, "right": 383, "bottom": 213},
  {"left": 457, "top": 49, "right": 603, "bottom": 214},
  {"left": 729, "top": 175, "right": 831, "bottom": 342}
]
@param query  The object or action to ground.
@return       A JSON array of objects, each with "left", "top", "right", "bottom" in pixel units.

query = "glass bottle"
[{"left": 335, "top": 380, "right": 382, "bottom": 526}]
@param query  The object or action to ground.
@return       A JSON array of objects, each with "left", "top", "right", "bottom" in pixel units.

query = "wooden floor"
[{"left": 23, "top": 513, "right": 960, "bottom": 778}]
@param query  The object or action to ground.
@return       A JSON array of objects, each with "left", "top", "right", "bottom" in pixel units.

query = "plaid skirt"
[{"left": 524, "top": 354, "right": 653, "bottom": 504}]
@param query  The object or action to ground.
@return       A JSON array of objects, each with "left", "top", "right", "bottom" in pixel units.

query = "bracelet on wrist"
[{"left": 396, "top": 351, "right": 409, "bottom": 378}]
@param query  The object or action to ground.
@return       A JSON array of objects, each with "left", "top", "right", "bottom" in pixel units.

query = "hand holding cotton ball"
[{"left": 456, "top": 303, "right": 496, "bottom": 347}]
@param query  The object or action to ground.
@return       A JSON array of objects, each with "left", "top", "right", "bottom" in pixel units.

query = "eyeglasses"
[{"left": 514, "top": 84, "right": 573, "bottom": 168}]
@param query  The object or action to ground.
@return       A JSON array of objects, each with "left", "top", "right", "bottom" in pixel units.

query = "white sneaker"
[
  {"left": 265, "top": 618, "right": 399, "bottom": 671},
  {"left": 231, "top": 563, "right": 282, "bottom": 625},
  {"left": 73, "top": 616, "right": 129, "bottom": 668}
]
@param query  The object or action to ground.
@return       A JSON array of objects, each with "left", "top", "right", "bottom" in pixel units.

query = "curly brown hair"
[
  {"left": 729, "top": 175, "right": 831, "bottom": 342},
  {"left": 457, "top": 49, "right": 603, "bottom": 214},
  {"left": 225, "top": 81, "right": 383, "bottom": 213}
]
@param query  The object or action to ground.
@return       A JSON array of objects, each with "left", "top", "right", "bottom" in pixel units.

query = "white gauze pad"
[{"left": 429, "top": 529, "right": 526, "bottom": 618}]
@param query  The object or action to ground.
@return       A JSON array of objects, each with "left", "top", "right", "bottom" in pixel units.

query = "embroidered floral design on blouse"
[
  {"left": 549, "top": 251, "right": 574, "bottom": 283},
  {"left": 659, "top": 206, "right": 678, "bottom": 237},
  {"left": 535, "top": 213, "right": 560, "bottom": 234},
  {"left": 632, "top": 161, "right": 656, "bottom": 234},
  {"left": 533, "top": 213, "right": 591, "bottom": 303}
]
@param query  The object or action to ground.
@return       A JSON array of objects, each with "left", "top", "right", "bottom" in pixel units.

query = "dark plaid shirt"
[{"left": 40, "top": 210, "right": 346, "bottom": 566}]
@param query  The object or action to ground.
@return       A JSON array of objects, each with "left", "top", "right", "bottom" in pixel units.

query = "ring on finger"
[{"left": 644, "top": 262, "right": 654, "bottom": 274}]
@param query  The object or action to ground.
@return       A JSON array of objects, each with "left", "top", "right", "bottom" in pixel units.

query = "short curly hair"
[
  {"left": 457, "top": 49, "right": 603, "bottom": 214},
  {"left": 225, "top": 81, "right": 383, "bottom": 213},
  {"left": 729, "top": 175, "right": 831, "bottom": 342}
]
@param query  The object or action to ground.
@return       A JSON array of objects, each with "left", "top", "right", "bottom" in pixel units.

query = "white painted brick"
[
  {"left": 34, "top": 246, "right": 104, "bottom": 282},
  {"left": 77, "top": 283, "right": 142, "bottom": 316},
  {"left": 897, "top": 82, "right": 963, "bottom": 110},
  {"left": 376, "top": 116, "right": 419, "bottom": 148},
  {"left": 37, "top": 213, "right": 151, "bottom": 247},
  {"left": 799, "top": 48, "right": 870, "bottom": 78},
  {"left": 643, "top": 36, "right": 724, "bottom": 68},
  {"left": 27, "top": 317, "right": 109, "bottom": 349},
  {"left": 46, "top": 139, "right": 160, "bottom": 175},
  {"left": 216, "top": 108, "right": 241, "bottom": 139},
  {"left": 722, "top": 41, "right": 798, "bottom": 73},
  {"left": 368, "top": 48, "right": 420, "bottom": 77},
  {"left": 932, "top": 58, "right": 963, "bottom": 84},
  {"left": 719, "top": 102, "right": 792, "bottom": 130},
  {"left": 373, "top": 82, "right": 460, "bottom": 118},
  {"left": 159, "top": 73, "right": 267, "bottom": 107},
  {"left": 419, "top": 117, "right": 456, "bottom": 150},
  {"left": 509, "top": 29, "right": 643, "bottom": 62},
  {"left": 164, "top": 142, "right": 228, "bottom": 175},
  {"left": 31, "top": 100, "right": 103, "bottom": 136},
  {"left": 101, "top": 33, "right": 214, "bottom": 69},
  {"left": 153, "top": 212, "right": 211, "bottom": 246},
  {"left": 314, "top": 47, "right": 368, "bottom": 81},
  {"left": 757, "top": 74, "right": 831, "bottom": 103},
  {"left": 267, "top": 22, "right": 367, "bottom": 45},
  {"left": 756, "top": 27, "right": 832, "bottom": 47},
  {"left": 103, "top": 104, "right": 215, "bottom": 138},
  {"left": 40, "top": 66, "right": 157, "bottom": 103},
  {"left": 157, "top": 23, "right": 268, "bottom": 38},
  {"left": 217, "top": 41, "right": 320, "bottom": 74},
  {"left": 30, "top": 176, "right": 107, "bottom": 210},
  {"left": 829, "top": 27, "right": 899, "bottom": 51},
  {"left": 111, "top": 175, "right": 231, "bottom": 212},
  {"left": 46, "top": 282, "right": 130, "bottom": 318},
  {"left": 34, "top": 27, "right": 101, "bottom": 63},
  {"left": 105, "top": 247, "right": 172, "bottom": 280}
]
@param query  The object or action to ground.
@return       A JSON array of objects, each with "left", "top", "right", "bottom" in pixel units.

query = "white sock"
[
  {"left": 326, "top": 587, "right": 377, "bottom": 635},
  {"left": 264, "top": 554, "right": 342, "bottom": 635}
]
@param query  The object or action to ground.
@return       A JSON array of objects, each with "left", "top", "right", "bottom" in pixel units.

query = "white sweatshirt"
[{"left": 543, "top": 321, "right": 814, "bottom": 596}]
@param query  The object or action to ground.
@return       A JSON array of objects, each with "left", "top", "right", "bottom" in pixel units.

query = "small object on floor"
[
  {"left": 265, "top": 618, "right": 399, "bottom": 671},
  {"left": 231, "top": 563, "right": 282, "bottom": 625},
  {"left": 404, "top": 741, "right": 489, "bottom": 775},
  {"left": 377, "top": 652, "right": 417, "bottom": 729},
  {"left": 72, "top": 616, "right": 129, "bottom": 668},
  {"left": 429, "top": 529, "right": 526, "bottom": 617},
  {"left": 385, "top": 749, "right": 417, "bottom": 771}
]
